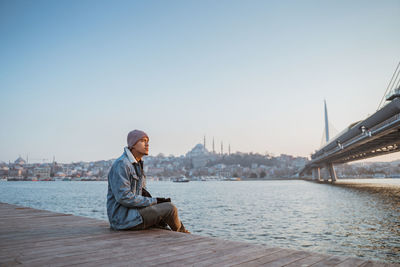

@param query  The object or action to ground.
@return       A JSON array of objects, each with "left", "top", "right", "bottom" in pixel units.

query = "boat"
[
  {"left": 173, "top": 176, "right": 190, "bottom": 183},
  {"left": 223, "top": 177, "right": 241, "bottom": 181}
]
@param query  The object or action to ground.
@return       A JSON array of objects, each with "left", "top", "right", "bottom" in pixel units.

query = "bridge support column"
[
  {"left": 312, "top": 168, "right": 321, "bottom": 181},
  {"left": 327, "top": 163, "right": 337, "bottom": 183}
]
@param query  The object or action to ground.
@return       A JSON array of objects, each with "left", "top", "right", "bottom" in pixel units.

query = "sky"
[{"left": 1, "top": 0, "right": 400, "bottom": 163}]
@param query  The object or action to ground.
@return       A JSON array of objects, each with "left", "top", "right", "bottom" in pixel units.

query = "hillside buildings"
[{"left": 2, "top": 144, "right": 399, "bottom": 181}]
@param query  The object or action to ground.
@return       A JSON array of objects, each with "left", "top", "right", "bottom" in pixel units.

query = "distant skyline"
[{"left": 1, "top": 0, "right": 400, "bottom": 163}]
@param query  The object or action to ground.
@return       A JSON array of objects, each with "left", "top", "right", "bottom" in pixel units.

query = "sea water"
[{"left": 0, "top": 179, "right": 399, "bottom": 263}]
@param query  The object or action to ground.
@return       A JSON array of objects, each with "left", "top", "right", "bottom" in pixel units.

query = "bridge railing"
[
  {"left": 337, "top": 112, "right": 400, "bottom": 152},
  {"left": 338, "top": 113, "right": 392, "bottom": 146},
  {"left": 368, "top": 113, "right": 400, "bottom": 134}
]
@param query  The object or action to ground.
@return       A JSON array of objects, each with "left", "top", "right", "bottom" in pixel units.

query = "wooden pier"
[{"left": 0, "top": 202, "right": 397, "bottom": 266}]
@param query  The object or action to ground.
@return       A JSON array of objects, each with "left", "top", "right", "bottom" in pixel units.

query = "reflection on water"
[
  {"left": 334, "top": 179, "right": 400, "bottom": 202},
  {"left": 0, "top": 179, "right": 399, "bottom": 263}
]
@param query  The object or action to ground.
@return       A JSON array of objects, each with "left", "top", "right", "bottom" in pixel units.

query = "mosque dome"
[
  {"left": 186, "top": 144, "right": 208, "bottom": 158},
  {"left": 14, "top": 157, "right": 26, "bottom": 165}
]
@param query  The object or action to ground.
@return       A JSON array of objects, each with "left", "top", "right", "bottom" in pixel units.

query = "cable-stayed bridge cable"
[
  {"left": 394, "top": 70, "right": 400, "bottom": 91},
  {"left": 377, "top": 61, "right": 400, "bottom": 110},
  {"left": 390, "top": 65, "right": 400, "bottom": 91}
]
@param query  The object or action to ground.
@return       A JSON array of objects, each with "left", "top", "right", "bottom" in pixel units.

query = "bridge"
[{"left": 300, "top": 64, "right": 400, "bottom": 182}]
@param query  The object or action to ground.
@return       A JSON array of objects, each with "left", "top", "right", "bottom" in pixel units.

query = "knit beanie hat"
[{"left": 127, "top": 130, "right": 149, "bottom": 148}]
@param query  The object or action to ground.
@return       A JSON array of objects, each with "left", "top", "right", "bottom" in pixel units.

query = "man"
[{"left": 107, "top": 129, "right": 189, "bottom": 233}]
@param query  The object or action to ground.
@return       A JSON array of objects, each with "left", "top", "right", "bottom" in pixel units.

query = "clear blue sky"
[{"left": 1, "top": 0, "right": 399, "bottom": 163}]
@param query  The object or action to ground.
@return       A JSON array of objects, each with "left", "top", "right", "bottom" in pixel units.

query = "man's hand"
[{"left": 156, "top": 197, "right": 171, "bottom": 204}]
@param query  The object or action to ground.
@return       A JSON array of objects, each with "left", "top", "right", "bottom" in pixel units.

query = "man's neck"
[{"left": 130, "top": 148, "right": 143, "bottom": 162}]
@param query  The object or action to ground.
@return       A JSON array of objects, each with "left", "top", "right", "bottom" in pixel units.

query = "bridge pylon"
[
  {"left": 320, "top": 101, "right": 337, "bottom": 182},
  {"left": 326, "top": 163, "right": 337, "bottom": 182},
  {"left": 312, "top": 168, "right": 321, "bottom": 181}
]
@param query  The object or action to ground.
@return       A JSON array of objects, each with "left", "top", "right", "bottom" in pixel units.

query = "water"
[{"left": 0, "top": 179, "right": 399, "bottom": 264}]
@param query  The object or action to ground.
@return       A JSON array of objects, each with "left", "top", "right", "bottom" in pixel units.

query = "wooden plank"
[
  {"left": 237, "top": 248, "right": 300, "bottom": 266},
  {"left": 10, "top": 233, "right": 143, "bottom": 261},
  {"left": 0, "top": 228, "right": 171, "bottom": 255},
  {"left": 196, "top": 246, "right": 282, "bottom": 266},
  {"left": 360, "top": 261, "right": 399, "bottom": 267},
  {"left": 43, "top": 234, "right": 234, "bottom": 266},
  {"left": 24, "top": 234, "right": 207, "bottom": 267},
  {"left": 310, "top": 255, "right": 349, "bottom": 267},
  {"left": 20, "top": 243, "right": 139, "bottom": 266},
  {"left": 138, "top": 238, "right": 249, "bottom": 266},
  {"left": 0, "top": 221, "right": 108, "bottom": 238},
  {"left": 59, "top": 237, "right": 224, "bottom": 267},
  {"left": 283, "top": 252, "right": 330, "bottom": 267},
  {"left": 168, "top": 245, "right": 278, "bottom": 266},
  {"left": 336, "top": 257, "right": 375, "bottom": 267},
  {"left": 12, "top": 230, "right": 191, "bottom": 263},
  {"left": 19, "top": 231, "right": 207, "bottom": 266},
  {"left": 75, "top": 238, "right": 206, "bottom": 266},
  {"left": 0, "top": 226, "right": 110, "bottom": 247},
  {"left": 256, "top": 250, "right": 314, "bottom": 267}
]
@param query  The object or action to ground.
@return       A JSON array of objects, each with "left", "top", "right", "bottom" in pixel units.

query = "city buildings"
[{"left": 1, "top": 144, "right": 399, "bottom": 181}]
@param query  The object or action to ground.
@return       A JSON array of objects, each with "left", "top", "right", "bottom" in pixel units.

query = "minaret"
[
  {"left": 203, "top": 135, "right": 206, "bottom": 150},
  {"left": 221, "top": 141, "right": 223, "bottom": 155},
  {"left": 229, "top": 144, "right": 231, "bottom": 155},
  {"left": 324, "top": 100, "right": 329, "bottom": 142},
  {"left": 212, "top": 137, "right": 215, "bottom": 154}
]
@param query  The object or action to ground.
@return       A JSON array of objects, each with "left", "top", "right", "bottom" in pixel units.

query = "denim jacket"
[{"left": 107, "top": 148, "right": 157, "bottom": 230}]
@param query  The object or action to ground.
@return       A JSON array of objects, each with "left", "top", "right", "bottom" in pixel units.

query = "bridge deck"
[{"left": 0, "top": 202, "right": 396, "bottom": 266}]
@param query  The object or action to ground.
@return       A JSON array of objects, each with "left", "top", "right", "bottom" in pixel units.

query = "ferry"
[{"left": 173, "top": 176, "right": 190, "bottom": 183}]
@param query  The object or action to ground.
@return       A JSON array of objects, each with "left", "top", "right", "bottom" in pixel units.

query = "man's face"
[{"left": 132, "top": 137, "right": 149, "bottom": 156}]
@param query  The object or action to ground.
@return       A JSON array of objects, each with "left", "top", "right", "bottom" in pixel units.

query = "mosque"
[
  {"left": 14, "top": 156, "right": 26, "bottom": 165},
  {"left": 186, "top": 136, "right": 231, "bottom": 168}
]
